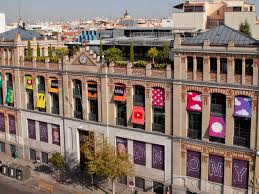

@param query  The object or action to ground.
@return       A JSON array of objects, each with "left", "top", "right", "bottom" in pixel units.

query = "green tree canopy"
[
  {"left": 147, "top": 47, "right": 159, "bottom": 64},
  {"left": 99, "top": 39, "right": 103, "bottom": 62},
  {"left": 130, "top": 42, "right": 134, "bottom": 64},
  {"left": 49, "top": 152, "right": 65, "bottom": 170},
  {"left": 105, "top": 47, "right": 122, "bottom": 64},
  {"left": 36, "top": 42, "right": 41, "bottom": 57},
  {"left": 158, "top": 43, "right": 170, "bottom": 63},
  {"left": 27, "top": 41, "right": 32, "bottom": 60},
  {"left": 239, "top": 20, "right": 252, "bottom": 36},
  {"left": 81, "top": 135, "right": 134, "bottom": 194}
]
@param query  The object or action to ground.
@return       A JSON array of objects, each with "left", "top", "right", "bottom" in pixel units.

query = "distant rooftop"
[
  {"left": 183, "top": 25, "right": 259, "bottom": 46},
  {"left": 0, "top": 26, "right": 46, "bottom": 41}
]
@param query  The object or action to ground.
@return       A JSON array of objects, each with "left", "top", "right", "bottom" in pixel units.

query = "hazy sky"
[{"left": 0, "top": 0, "right": 258, "bottom": 23}]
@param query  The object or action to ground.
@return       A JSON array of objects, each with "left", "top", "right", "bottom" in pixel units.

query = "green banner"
[
  {"left": 6, "top": 88, "right": 14, "bottom": 103},
  {"left": 0, "top": 75, "right": 2, "bottom": 87}
]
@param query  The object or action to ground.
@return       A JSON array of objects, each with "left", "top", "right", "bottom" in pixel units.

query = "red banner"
[{"left": 132, "top": 106, "right": 145, "bottom": 125}]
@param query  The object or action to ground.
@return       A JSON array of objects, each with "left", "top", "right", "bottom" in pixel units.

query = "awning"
[
  {"left": 88, "top": 82, "right": 97, "bottom": 99},
  {"left": 25, "top": 75, "right": 33, "bottom": 90},
  {"left": 132, "top": 106, "right": 145, "bottom": 125},
  {"left": 49, "top": 78, "right": 59, "bottom": 93},
  {"left": 114, "top": 84, "right": 126, "bottom": 102},
  {"left": 36, "top": 93, "right": 46, "bottom": 108},
  {"left": 209, "top": 116, "right": 225, "bottom": 138},
  {"left": 187, "top": 92, "right": 202, "bottom": 112},
  {"left": 234, "top": 97, "right": 251, "bottom": 118},
  {"left": 152, "top": 88, "right": 165, "bottom": 107}
]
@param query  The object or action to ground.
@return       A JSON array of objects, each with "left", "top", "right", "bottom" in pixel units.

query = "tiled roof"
[
  {"left": 183, "top": 25, "right": 259, "bottom": 46},
  {"left": 0, "top": 26, "right": 46, "bottom": 41}
]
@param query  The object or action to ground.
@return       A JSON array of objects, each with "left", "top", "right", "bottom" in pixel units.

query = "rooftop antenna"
[{"left": 17, "top": 0, "right": 22, "bottom": 27}]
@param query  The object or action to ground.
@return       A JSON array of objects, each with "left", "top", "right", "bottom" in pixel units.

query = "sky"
[{"left": 0, "top": 0, "right": 258, "bottom": 23}]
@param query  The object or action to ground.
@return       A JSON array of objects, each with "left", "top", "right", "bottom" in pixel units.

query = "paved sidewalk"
[{"left": 0, "top": 152, "right": 145, "bottom": 194}]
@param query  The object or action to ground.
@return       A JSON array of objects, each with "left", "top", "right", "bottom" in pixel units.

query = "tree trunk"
[
  {"left": 152, "top": 57, "right": 155, "bottom": 64},
  {"left": 112, "top": 179, "right": 116, "bottom": 194}
]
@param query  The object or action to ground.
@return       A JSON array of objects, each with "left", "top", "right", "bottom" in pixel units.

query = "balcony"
[
  {"left": 187, "top": 129, "right": 201, "bottom": 140},
  {"left": 234, "top": 136, "right": 249, "bottom": 148},
  {"left": 152, "top": 123, "right": 165, "bottom": 133},
  {"left": 116, "top": 117, "right": 127, "bottom": 127}
]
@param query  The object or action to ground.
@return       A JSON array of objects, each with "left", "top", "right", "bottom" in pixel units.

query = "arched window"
[
  {"left": 0, "top": 73, "right": 3, "bottom": 104},
  {"left": 36, "top": 76, "right": 46, "bottom": 111},
  {"left": 5, "top": 73, "right": 14, "bottom": 106},
  {"left": 87, "top": 81, "right": 98, "bottom": 122},
  {"left": 152, "top": 87, "right": 165, "bottom": 133},
  {"left": 73, "top": 79, "right": 83, "bottom": 119},
  {"left": 133, "top": 85, "right": 145, "bottom": 129},
  {"left": 49, "top": 77, "right": 59, "bottom": 115},
  {"left": 211, "top": 93, "right": 226, "bottom": 116},
  {"left": 114, "top": 83, "right": 126, "bottom": 126},
  {"left": 25, "top": 75, "right": 34, "bottom": 110}
]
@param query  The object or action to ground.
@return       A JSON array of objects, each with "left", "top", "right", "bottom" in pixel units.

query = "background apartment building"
[
  {"left": 172, "top": 0, "right": 259, "bottom": 39},
  {"left": 0, "top": 23, "right": 259, "bottom": 194}
]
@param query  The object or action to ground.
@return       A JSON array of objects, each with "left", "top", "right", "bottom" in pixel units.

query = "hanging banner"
[
  {"left": 131, "top": 106, "right": 145, "bottom": 125},
  {"left": 36, "top": 93, "right": 46, "bottom": 108},
  {"left": 39, "top": 122, "right": 48, "bottom": 143},
  {"left": 186, "top": 150, "right": 201, "bottom": 179},
  {"left": 152, "top": 88, "right": 165, "bottom": 107},
  {"left": 209, "top": 116, "right": 225, "bottom": 138},
  {"left": 25, "top": 75, "right": 33, "bottom": 90},
  {"left": 116, "top": 137, "right": 127, "bottom": 155},
  {"left": 0, "top": 113, "right": 5, "bottom": 132},
  {"left": 52, "top": 125, "right": 60, "bottom": 145},
  {"left": 152, "top": 144, "right": 164, "bottom": 170},
  {"left": 114, "top": 84, "right": 126, "bottom": 102},
  {"left": 208, "top": 155, "right": 224, "bottom": 183},
  {"left": 232, "top": 159, "right": 248, "bottom": 189},
  {"left": 234, "top": 97, "right": 252, "bottom": 118},
  {"left": 28, "top": 119, "right": 36, "bottom": 140},
  {"left": 9, "top": 115, "right": 16, "bottom": 135},
  {"left": 6, "top": 88, "right": 14, "bottom": 104},
  {"left": 0, "top": 74, "right": 2, "bottom": 87},
  {"left": 88, "top": 82, "right": 97, "bottom": 99},
  {"left": 133, "top": 141, "right": 146, "bottom": 166},
  {"left": 187, "top": 92, "right": 202, "bottom": 112},
  {"left": 49, "top": 79, "right": 59, "bottom": 93}
]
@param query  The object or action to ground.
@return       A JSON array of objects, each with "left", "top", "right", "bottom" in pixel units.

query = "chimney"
[{"left": 22, "top": 22, "right": 26, "bottom": 29}]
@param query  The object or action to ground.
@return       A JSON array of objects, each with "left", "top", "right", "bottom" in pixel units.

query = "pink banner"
[
  {"left": 187, "top": 92, "right": 202, "bottom": 112},
  {"left": 209, "top": 116, "right": 225, "bottom": 138}
]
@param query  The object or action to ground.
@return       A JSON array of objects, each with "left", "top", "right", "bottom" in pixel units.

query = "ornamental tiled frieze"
[{"left": 181, "top": 141, "right": 255, "bottom": 164}]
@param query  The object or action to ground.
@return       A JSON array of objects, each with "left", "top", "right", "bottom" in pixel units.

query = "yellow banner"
[
  {"left": 48, "top": 79, "right": 59, "bottom": 93},
  {"left": 36, "top": 93, "right": 46, "bottom": 108}
]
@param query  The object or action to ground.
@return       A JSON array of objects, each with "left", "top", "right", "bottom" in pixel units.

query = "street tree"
[
  {"left": 49, "top": 152, "right": 65, "bottom": 180},
  {"left": 147, "top": 47, "right": 159, "bottom": 64},
  {"left": 81, "top": 135, "right": 134, "bottom": 194},
  {"left": 158, "top": 43, "right": 170, "bottom": 63},
  {"left": 239, "top": 20, "right": 252, "bottom": 36},
  {"left": 105, "top": 47, "right": 122, "bottom": 64}
]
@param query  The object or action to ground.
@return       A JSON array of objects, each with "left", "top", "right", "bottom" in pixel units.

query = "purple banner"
[
  {"left": 52, "top": 125, "right": 60, "bottom": 145},
  {"left": 0, "top": 113, "right": 5, "bottom": 132},
  {"left": 28, "top": 120, "right": 36, "bottom": 139},
  {"left": 234, "top": 97, "right": 252, "bottom": 118},
  {"left": 186, "top": 150, "right": 201, "bottom": 179},
  {"left": 39, "top": 122, "right": 48, "bottom": 143},
  {"left": 208, "top": 155, "right": 224, "bottom": 183},
  {"left": 133, "top": 141, "right": 146, "bottom": 166},
  {"left": 9, "top": 115, "right": 16, "bottom": 135},
  {"left": 152, "top": 144, "right": 164, "bottom": 170},
  {"left": 116, "top": 137, "right": 127, "bottom": 155},
  {"left": 232, "top": 159, "right": 249, "bottom": 189}
]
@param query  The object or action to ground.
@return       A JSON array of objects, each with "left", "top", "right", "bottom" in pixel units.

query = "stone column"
[
  {"left": 45, "top": 78, "right": 51, "bottom": 113},
  {"left": 98, "top": 83, "right": 103, "bottom": 123},
  {"left": 33, "top": 76, "right": 37, "bottom": 110},
  {"left": 193, "top": 55, "right": 197, "bottom": 80},
  {"left": 253, "top": 59, "right": 258, "bottom": 86},
  {"left": 217, "top": 57, "right": 220, "bottom": 82},
  {"left": 165, "top": 88, "right": 172, "bottom": 135},
  {"left": 202, "top": 93, "right": 210, "bottom": 141},
  {"left": 58, "top": 78, "right": 63, "bottom": 116},
  {"left": 107, "top": 84, "right": 115, "bottom": 125},
  {"left": 1, "top": 49, "right": 5, "bottom": 66},
  {"left": 14, "top": 70, "right": 21, "bottom": 109},
  {"left": 6, "top": 49, "right": 10, "bottom": 66},
  {"left": 172, "top": 84, "right": 182, "bottom": 136},
  {"left": 200, "top": 153, "right": 209, "bottom": 192},
  {"left": 203, "top": 56, "right": 210, "bottom": 82},
  {"left": 126, "top": 86, "right": 133, "bottom": 128},
  {"left": 173, "top": 54, "right": 182, "bottom": 79},
  {"left": 223, "top": 158, "right": 232, "bottom": 193},
  {"left": 242, "top": 58, "right": 246, "bottom": 85},
  {"left": 225, "top": 95, "right": 234, "bottom": 145},
  {"left": 250, "top": 97, "right": 257, "bottom": 149},
  {"left": 82, "top": 81, "right": 88, "bottom": 120},
  {"left": 62, "top": 74, "right": 71, "bottom": 117},
  {"left": 227, "top": 57, "right": 234, "bottom": 84},
  {"left": 145, "top": 88, "right": 152, "bottom": 132}
]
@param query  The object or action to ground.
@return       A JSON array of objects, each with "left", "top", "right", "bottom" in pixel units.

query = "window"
[
  {"left": 233, "top": 6, "right": 242, "bottom": 12},
  {"left": 10, "top": 144, "right": 16, "bottom": 157},
  {"left": 153, "top": 182, "right": 164, "bottom": 194},
  {"left": 245, "top": 59, "right": 253, "bottom": 75},
  {"left": 211, "top": 93, "right": 226, "bottom": 116},
  {"left": 8, "top": 115, "right": 16, "bottom": 135},
  {"left": 0, "top": 74, "right": 3, "bottom": 105},
  {"left": 28, "top": 119, "right": 36, "bottom": 140},
  {"left": 220, "top": 58, "right": 227, "bottom": 73},
  {"left": 37, "top": 76, "right": 46, "bottom": 112},
  {"left": 234, "top": 59, "right": 242, "bottom": 75},
  {"left": 234, "top": 117, "right": 250, "bottom": 147},
  {"left": 51, "top": 93, "right": 59, "bottom": 114},
  {"left": 6, "top": 73, "right": 14, "bottom": 106},
  {"left": 210, "top": 58, "right": 217, "bottom": 73},
  {"left": 217, "top": 10, "right": 220, "bottom": 15},
  {"left": 73, "top": 80, "right": 83, "bottom": 119},
  {"left": 135, "top": 177, "right": 145, "bottom": 190},
  {"left": 41, "top": 152, "right": 48, "bottom": 164},
  {"left": 37, "top": 76, "right": 45, "bottom": 93},
  {"left": 187, "top": 56, "right": 193, "bottom": 71},
  {"left": 153, "top": 107, "right": 165, "bottom": 133},
  {"left": 30, "top": 149, "right": 36, "bottom": 161},
  {"left": 116, "top": 101, "right": 127, "bottom": 126},
  {"left": 197, "top": 57, "right": 203, "bottom": 72},
  {"left": 0, "top": 142, "right": 5, "bottom": 152},
  {"left": 26, "top": 90, "right": 34, "bottom": 110},
  {"left": 89, "top": 99, "right": 98, "bottom": 121},
  {"left": 39, "top": 122, "right": 48, "bottom": 143},
  {"left": 188, "top": 111, "right": 202, "bottom": 140},
  {"left": 134, "top": 85, "right": 145, "bottom": 106}
]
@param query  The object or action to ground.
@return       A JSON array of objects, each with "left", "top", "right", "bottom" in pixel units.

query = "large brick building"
[{"left": 0, "top": 24, "right": 258, "bottom": 194}]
